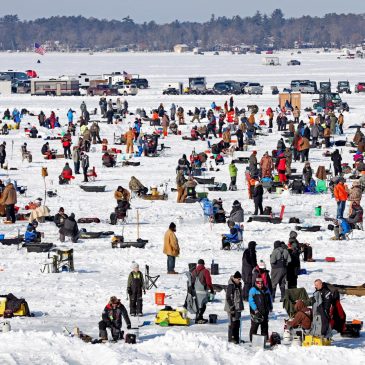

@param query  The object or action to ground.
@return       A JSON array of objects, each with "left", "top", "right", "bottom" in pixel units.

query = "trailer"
[
  {"left": 60, "top": 73, "right": 102, "bottom": 89},
  {"left": 262, "top": 57, "right": 280, "bottom": 66},
  {"left": 31, "top": 79, "right": 80, "bottom": 96}
]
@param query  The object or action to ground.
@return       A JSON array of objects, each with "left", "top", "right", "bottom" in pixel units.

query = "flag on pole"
[
  {"left": 34, "top": 43, "right": 46, "bottom": 55},
  {"left": 123, "top": 71, "right": 132, "bottom": 80}
]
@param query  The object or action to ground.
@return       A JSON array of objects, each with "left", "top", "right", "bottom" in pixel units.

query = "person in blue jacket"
[
  {"left": 24, "top": 220, "right": 41, "bottom": 243},
  {"left": 248, "top": 277, "right": 273, "bottom": 342},
  {"left": 222, "top": 220, "right": 243, "bottom": 250},
  {"left": 333, "top": 218, "right": 351, "bottom": 240},
  {"left": 67, "top": 109, "right": 74, "bottom": 124}
]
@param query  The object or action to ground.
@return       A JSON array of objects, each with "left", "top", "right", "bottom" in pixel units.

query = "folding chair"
[
  {"left": 230, "top": 239, "right": 244, "bottom": 251},
  {"left": 144, "top": 265, "right": 160, "bottom": 290},
  {"left": 41, "top": 249, "right": 74, "bottom": 273}
]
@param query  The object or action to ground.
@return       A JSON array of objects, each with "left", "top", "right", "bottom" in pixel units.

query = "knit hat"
[
  {"left": 169, "top": 222, "right": 176, "bottom": 230},
  {"left": 198, "top": 259, "right": 205, "bottom": 265},
  {"left": 132, "top": 262, "right": 139, "bottom": 270},
  {"left": 258, "top": 260, "right": 266, "bottom": 269},
  {"left": 233, "top": 271, "right": 242, "bottom": 279}
]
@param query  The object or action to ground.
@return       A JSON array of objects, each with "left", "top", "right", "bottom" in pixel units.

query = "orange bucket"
[{"left": 155, "top": 292, "right": 165, "bottom": 305}]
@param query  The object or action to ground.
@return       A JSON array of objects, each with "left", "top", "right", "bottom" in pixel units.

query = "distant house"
[{"left": 174, "top": 44, "right": 189, "bottom": 53}]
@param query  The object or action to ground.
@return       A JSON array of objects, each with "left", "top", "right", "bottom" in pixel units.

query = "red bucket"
[
  {"left": 325, "top": 257, "right": 336, "bottom": 262},
  {"left": 155, "top": 292, "right": 165, "bottom": 305}
]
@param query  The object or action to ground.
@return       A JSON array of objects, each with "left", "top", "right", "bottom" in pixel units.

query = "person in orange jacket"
[
  {"left": 124, "top": 127, "right": 135, "bottom": 154},
  {"left": 334, "top": 178, "right": 349, "bottom": 219}
]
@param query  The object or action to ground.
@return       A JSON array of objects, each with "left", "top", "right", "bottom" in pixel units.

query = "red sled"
[{"left": 325, "top": 257, "right": 336, "bottom": 262}]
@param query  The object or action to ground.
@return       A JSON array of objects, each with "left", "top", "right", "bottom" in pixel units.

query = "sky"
[{"left": 2, "top": 0, "right": 365, "bottom": 23}]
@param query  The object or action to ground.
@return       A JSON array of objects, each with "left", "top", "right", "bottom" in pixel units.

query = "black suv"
[{"left": 130, "top": 78, "right": 149, "bottom": 89}]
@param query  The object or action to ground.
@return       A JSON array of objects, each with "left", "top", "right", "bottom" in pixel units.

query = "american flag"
[
  {"left": 123, "top": 71, "right": 132, "bottom": 80},
  {"left": 34, "top": 43, "right": 46, "bottom": 55}
]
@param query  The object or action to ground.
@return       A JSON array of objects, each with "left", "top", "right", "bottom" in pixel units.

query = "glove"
[
  {"left": 143, "top": 290, "right": 146, "bottom": 295},
  {"left": 210, "top": 289, "right": 215, "bottom": 294},
  {"left": 127, "top": 288, "right": 132, "bottom": 295},
  {"left": 127, "top": 324, "right": 131, "bottom": 329}
]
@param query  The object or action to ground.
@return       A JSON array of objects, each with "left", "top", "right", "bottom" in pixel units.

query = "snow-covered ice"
[{"left": 0, "top": 51, "right": 364, "bottom": 364}]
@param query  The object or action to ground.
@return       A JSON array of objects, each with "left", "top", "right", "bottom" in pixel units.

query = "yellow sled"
[
  {"left": 155, "top": 307, "right": 190, "bottom": 326},
  {"left": 0, "top": 297, "right": 28, "bottom": 316},
  {"left": 302, "top": 335, "right": 331, "bottom": 347}
]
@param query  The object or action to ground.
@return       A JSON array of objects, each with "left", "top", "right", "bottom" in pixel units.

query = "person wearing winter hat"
[
  {"left": 191, "top": 259, "right": 214, "bottom": 324},
  {"left": 225, "top": 271, "right": 244, "bottom": 344},
  {"left": 0, "top": 178, "right": 17, "bottom": 223},
  {"left": 270, "top": 240, "right": 291, "bottom": 302},
  {"left": 163, "top": 222, "right": 180, "bottom": 274},
  {"left": 127, "top": 262, "right": 145, "bottom": 316},
  {"left": 248, "top": 277, "right": 272, "bottom": 342},
  {"left": 241, "top": 241, "right": 257, "bottom": 300},
  {"left": 228, "top": 200, "right": 244, "bottom": 223},
  {"left": 59, "top": 212, "right": 79, "bottom": 243},
  {"left": 253, "top": 180, "right": 264, "bottom": 215},
  {"left": 99, "top": 296, "right": 131, "bottom": 341},
  {"left": 252, "top": 261, "right": 273, "bottom": 295}
]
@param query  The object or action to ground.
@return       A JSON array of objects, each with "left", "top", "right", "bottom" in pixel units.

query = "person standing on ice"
[
  {"left": 127, "top": 262, "right": 145, "bottom": 317},
  {"left": 225, "top": 271, "right": 244, "bottom": 344},
  {"left": 248, "top": 277, "right": 272, "bottom": 342},
  {"left": 191, "top": 259, "right": 214, "bottom": 324},
  {"left": 163, "top": 222, "right": 180, "bottom": 274},
  {"left": 242, "top": 241, "right": 257, "bottom": 300},
  {"left": 270, "top": 241, "right": 291, "bottom": 302},
  {"left": 67, "top": 108, "right": 74, "bottom": 124}
]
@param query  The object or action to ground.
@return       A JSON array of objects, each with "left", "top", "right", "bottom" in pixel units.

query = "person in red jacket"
[
  {"left": 276, "top": 153, "right": 287, "bottom": 183},
  {"left": 62, "top": 134, "right": 72, "bottom": 159},
  {"left": 60, "top": 162, "right": 75, "bottom": 184},
  {"left": 49, "top": 111, "right": 56, "bottom": 129},
  {"left": 191, "top": 259, "right": 214, "bottom": 324}
]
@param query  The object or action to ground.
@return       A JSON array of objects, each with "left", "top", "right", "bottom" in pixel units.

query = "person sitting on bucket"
[
  {"left": 99, "top": 296, "right": 131, "bottom": 342},
  {"left": 24, "top": 220, "right": 41, "bottom": 243},
  {"left": 191, "top": 259, "right": 214, "bottom": 324}
]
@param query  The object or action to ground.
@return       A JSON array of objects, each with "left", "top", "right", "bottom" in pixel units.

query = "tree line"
[{"left": 0, "top": 10, "right": 364, "bottom": 51}]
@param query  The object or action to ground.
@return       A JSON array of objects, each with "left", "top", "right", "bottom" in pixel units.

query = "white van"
[{"left": 117, "top": 83, "right": 138, "bottom": 96}]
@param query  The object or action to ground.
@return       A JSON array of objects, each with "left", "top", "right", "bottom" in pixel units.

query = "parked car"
[
  {"left": 290, "top": 80, "right": 318, "bottom": 94},
  {"left": 244, "top": 82, "right": 263, "bottom": 95},
  {"left": 130, "top": 78, "right": 149, "bottom": 89},
  {"left": 224, "top": 80, "right": 242, "bottom": 94},
  {"left": 213, "top": 82, "right": 231, "bottom": 95},
  {"left": 337, "top": 81, "right": 351, "bottom": 94},
  {"left": 319, "top": 81, "right": 331, "bottom": 93},
  {"left": 287, "top": 60, "right": 301, "bottom": 66},
  {"left": 355, "top": 82, "right": 365, "bottom": 93},
  {"left": 116, "top": 83, "right": 138, "bottom": 96},
  {"left": 163, "top": 87, "right": 180, "bottom": 95},
  {"left": 87, "top": 84, "right": 118, "bottom": 96}
]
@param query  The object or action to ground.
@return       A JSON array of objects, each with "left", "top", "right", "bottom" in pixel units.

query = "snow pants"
[
  {"left": 99, "top": 321, "right": 122, "bottom": 341},
  {"left": 129, "top": 292, "right": 143, "bottom": 315},
  {"left": 271, "top": 268, "right": 287, "bottom": 301}
]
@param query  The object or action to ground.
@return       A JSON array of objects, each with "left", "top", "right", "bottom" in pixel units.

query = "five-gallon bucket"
[{"left": 155, "top": 292, "right": 166, "bottom": 306}]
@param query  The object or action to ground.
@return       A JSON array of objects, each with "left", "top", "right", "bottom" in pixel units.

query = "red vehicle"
[
  {"left": 87, "top": 84, "right": 118, "bottom": 96},
  {"left": 355, "top": 82, "right": 365, "bottom": 93},
  {"left": 26, "top": 70, "right": 38, "bottom": 78}
]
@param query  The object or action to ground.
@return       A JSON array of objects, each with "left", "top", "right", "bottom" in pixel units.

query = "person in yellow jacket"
[
  {"left": 124, "top": 127, "right": 135, "bottom": 154},
  {"left": 163, "top": 222, "right": 180, "bottom": 274}
]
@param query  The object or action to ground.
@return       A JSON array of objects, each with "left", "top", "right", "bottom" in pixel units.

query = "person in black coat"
[
  {"left": 253, "top": 181, "right": 264, "bottom": 215},
  {"left": 59, "top": 213, "right": 79, "bottom": 243},
  {"left": 242, "top": 241, "right": 257, "bottom": 300},
  {"left": 287, "top": 244, "right": 301, "bottom": 289},
  {"left": 99, "top": 296, "right": 131, "bottom": 341},
  {"left": 235, "top": 128, "right": 244, "bottom": 151},
  {"left": 54, "top": 207, "right": 68, "bottom": 228},
  {"left": 331, "top": 149, "right": 342, "bottom": 176}
]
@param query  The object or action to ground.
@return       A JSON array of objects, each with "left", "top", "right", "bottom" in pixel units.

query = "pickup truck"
[{"left": 87, "top": 84, "right": 118, "bottom": 96}]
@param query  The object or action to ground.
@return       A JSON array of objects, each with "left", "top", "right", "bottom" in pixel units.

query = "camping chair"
[
  {"left": 41, "top": 249, "right": 74, "bottom": 273},
  {"left": 283, "top": 288, "right": 310, "bottom": 318},
  {"left": 144, "top": 265, "right": 160, "bottom": 290},
  {"left": 228, "top": 226, "right": 244, "bottom": 250}
]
